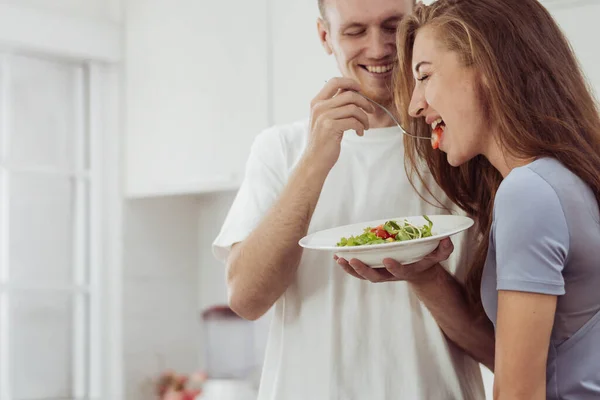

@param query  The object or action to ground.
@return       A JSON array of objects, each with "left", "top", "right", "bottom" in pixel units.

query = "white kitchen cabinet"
[{"left": 124, "top": 0, "right": 269, "bottom": 197}]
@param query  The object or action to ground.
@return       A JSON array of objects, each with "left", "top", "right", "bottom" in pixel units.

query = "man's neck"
[{"left": 368, "top": 105, "right": 396, "bottom": 129}]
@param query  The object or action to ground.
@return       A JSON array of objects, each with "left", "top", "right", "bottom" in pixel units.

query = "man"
[{"left": 213, "top": 0, "right": 486, "bottom": 398}]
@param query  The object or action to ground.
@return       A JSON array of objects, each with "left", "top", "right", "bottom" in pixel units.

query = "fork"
[{"left": 351, "top": 90, "right": 430, "bottom": 140}]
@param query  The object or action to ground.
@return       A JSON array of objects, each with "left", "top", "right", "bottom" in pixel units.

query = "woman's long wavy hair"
[{"left": 394, "top": 0, "right": 600, "bottom": 311}]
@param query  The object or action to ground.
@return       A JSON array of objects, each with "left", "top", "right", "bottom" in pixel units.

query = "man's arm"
[
  {"left": 337, "top": 239, "right": 495, "bottom": 369},
  {"left": 227, "top": 77, "right": 375, "bottom": 320},
  {"left": 227, "top": 155, "right": 328, "bottom": 320}
]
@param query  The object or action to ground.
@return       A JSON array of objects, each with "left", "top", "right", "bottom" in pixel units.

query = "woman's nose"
[{"left": 409, "top": 88, "right": 427, "bottom": 118}]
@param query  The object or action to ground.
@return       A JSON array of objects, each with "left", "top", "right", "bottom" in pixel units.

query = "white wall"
[
  {"left": 270, "top": 1, "right": 337, "bottom": 125},
  {"left": 551, "top": 2, "right": 600, "bottom": 97},
  {"left": 122, "top": 196, "right": 201, "bottom": 400},
  {"left": 5, "top": 0, "right": 122, "bottom": 22}
]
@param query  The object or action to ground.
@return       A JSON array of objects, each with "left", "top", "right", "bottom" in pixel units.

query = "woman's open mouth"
[{"left": 430, "top": 117, "right": 445, "bottom": 149}]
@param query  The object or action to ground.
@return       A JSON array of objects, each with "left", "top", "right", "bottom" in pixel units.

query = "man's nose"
[{"left": 365, "top": 29, "right": 392, "bottom": 60}]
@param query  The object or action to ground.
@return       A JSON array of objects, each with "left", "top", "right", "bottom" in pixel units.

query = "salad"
[{"left": 336, "top": 215, "right": 434, "bottom": 247}]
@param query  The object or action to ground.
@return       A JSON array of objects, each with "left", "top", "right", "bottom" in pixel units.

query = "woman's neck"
[{"left": 484, "top": 138, "right": 534, "bottom": 178}]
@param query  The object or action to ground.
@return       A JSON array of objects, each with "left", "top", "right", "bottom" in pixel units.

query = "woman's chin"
[{"left": 445, "top": 152, "right": 465, "bottom": 167}]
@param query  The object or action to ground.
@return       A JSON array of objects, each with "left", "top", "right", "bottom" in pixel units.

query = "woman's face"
[{"left": 408, "top": 26, "right": 491, "bottom": 166}]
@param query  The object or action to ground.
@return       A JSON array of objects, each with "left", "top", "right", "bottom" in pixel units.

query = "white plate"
[{"left": 299, "top": 214, "right": 474, "bottom": 268}]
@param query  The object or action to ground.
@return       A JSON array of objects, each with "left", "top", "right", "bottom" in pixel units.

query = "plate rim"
[{"left": 299, "top": 214, "right": 474, "bottom": 252}]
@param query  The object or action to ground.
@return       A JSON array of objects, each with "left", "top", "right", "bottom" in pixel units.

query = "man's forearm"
[
  {"left": 227, "top": 155, "right": 329, "bottom": 320},
  {"left": 410, "top": 265, "right": 496, "bottom": 370}
]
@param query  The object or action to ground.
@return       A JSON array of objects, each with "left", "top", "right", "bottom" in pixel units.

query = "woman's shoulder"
[
  {"left": 496, "top": 159, "right": 559, "bottom": 206},
  {"left": 497, "top": 158, "right": 581, "bottom": 203},
  {"left": 501, "top": 158, "right": 591, "bottom": 209}
]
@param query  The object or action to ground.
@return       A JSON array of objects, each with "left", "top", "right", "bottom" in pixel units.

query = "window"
[
  {"left": 0, "top": 53, "right": 103, "bottom": 400},
  {"left": 0, "top": 4, "right": 121, "bottom": 400}
]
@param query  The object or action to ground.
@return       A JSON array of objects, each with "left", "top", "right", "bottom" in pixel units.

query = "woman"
[{"left": 393, "top": 0, "right": 600, "bottom": 398}]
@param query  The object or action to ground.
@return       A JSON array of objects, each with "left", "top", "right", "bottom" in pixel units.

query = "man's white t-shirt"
[{"left": 213, "top": 120, "right": 485, "bottom": 400}]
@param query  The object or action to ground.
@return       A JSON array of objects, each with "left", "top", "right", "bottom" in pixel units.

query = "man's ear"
[{"left": 317, "top": 17, "right": 333, "bottom": 55}]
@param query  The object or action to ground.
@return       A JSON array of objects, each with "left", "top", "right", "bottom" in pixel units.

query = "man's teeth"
[
  {"left": 431, "top": 117, "right": 443, "bottom": 130},
  {"left": 365, "top": 64, "right": 394, "bottom": 74}
]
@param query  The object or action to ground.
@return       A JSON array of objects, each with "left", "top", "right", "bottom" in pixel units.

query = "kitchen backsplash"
[
  {"left": 123, "top": 196, "right": 201, "bottom": 400},
  {"left": 121, "top": 191, "right": 272, "bottom": 400}
]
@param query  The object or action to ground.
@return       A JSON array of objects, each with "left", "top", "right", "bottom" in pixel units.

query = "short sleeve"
[
  {"left": 212, "top": 128, "right": 287, "bottom": 262},
  {"left": 493, "top": 167, "right": 570, "bottom": 295}
]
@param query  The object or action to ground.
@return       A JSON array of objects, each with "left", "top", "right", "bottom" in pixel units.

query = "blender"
[{"left": 197, "top": 305, "right": 259, "bottom": 400}]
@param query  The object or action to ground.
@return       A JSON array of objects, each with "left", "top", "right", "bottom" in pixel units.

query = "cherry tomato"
[{"left": 431, "top": 126, "right": 443, "bottom": 149}]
